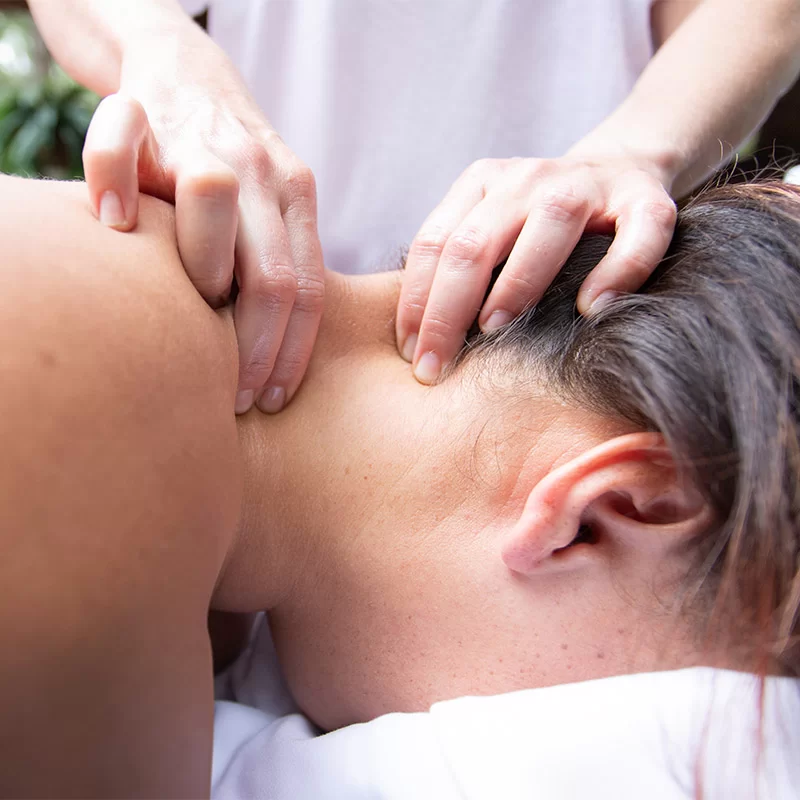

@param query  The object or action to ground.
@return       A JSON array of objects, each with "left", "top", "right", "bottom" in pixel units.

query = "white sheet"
[{"left": 212, "top": 616, "right": 800, "bottom": 799}]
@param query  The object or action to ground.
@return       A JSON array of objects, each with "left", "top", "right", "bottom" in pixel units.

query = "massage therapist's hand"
[
  {"left": 396, "top": 155, "right": 677, "bottom": 383},
  {"left": 82, "top": 35, "right": 324, "bottom": 415}
]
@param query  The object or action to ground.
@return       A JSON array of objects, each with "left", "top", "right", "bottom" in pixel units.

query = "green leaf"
[
  {"left": 5, "top": 104, "right": 58, "bottom": 175},
  {"left": 0, "top": 106, "right": 30, "bottom": 157},
  {"left": 0, "top": 91, "right": 18, "bottom": 122},
  {"left": 56, "top": 122, "right": 85, "bottom": 178},
  {"left": 61, "top": 102, "right": 93, "bottom": 136}
]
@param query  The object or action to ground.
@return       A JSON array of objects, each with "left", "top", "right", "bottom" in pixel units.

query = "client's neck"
[{"left": 215, "top": 269, "right": 406, "bottom": 612}]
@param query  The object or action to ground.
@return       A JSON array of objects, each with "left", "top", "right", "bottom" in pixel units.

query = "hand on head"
[{"left": 396, "top": 154, "right": 677, "bottom": 383}]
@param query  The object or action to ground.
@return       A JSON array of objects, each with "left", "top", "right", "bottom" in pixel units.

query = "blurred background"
[
  {"left": 0, "top": 2, "right": 797, "bottom": 183},
  {"left": 0, "top": 7, "right": 98, "bottom": 178},
  {"left": 0, "top": 3, "right": 203, "bottom": 180}
]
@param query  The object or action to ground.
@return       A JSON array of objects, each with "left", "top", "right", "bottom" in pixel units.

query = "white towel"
[{"left": 212, "top": 616, "right": 800, "bottom": 799}]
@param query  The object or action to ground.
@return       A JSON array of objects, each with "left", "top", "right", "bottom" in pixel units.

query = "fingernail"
[
  {"left": 235, "top": 389, "right": 254, "bottom": 415},
  {"left": 257, "top": 386, "right": 286, "bottom": 414},
  {"left": 588, "top": 290, "right": 620, "bottom": 315},
  {"left": 99, "top": 191, "right": 126, "bottom": 228},
  {"left": 400, "top": 333, "right": 418, "bottom": 363},
  {"left": 414, "top": 351, "right": 441, "bottom": 384},
  {"left": 481, "top": 310, "right": 513, "bottom": 332}
]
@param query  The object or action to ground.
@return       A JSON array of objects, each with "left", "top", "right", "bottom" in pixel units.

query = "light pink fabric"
[{"left": 177, "top": 0, "right": 655, "bottom": 273}]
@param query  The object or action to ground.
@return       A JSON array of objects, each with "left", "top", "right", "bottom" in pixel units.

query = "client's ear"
[{"left": 502, "top": 432, "right": 712, "bottom": 574}]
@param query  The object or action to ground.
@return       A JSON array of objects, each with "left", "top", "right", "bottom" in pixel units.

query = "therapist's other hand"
[
  {"left": 82, "top": 38, "right": 324, "bottom": 416},
  {"left": 396, "top": 156, "right": 676, "bottom": 383}
]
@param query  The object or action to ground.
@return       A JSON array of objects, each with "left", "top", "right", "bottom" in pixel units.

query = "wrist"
[
  {"left": 112, "top": 2, "right": 195, "bottom": 52},
  {"left": 567, "top": 126, "right": 685, "bottom": 194},
  {"left": 119, "top": 19, "right": 223, "bottom": 96}
]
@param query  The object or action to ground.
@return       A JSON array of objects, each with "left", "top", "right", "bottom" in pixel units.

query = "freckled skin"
[{"left": 227, "top": 270, "right": 711, "bottom": 730}]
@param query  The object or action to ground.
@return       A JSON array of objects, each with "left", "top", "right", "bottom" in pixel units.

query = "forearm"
[
  {"left": 27, "top": 0, "right": 199, "bottom": 96},
  {"left": 569, "top": 0, "right": 800, "bottom": 197}
]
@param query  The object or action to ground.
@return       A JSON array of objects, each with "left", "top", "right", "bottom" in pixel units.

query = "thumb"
[{"left": 83, "top": 93, "right": 162, "bottom": 231}]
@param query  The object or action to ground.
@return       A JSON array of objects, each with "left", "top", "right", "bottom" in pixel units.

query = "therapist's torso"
[{"left": 180, "top": 0, "right": 654, "bottom": 273}]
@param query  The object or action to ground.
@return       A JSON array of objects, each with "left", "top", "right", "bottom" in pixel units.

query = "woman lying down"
[{"left": 0, "top": 174, "right": 798, "bottom": 798}]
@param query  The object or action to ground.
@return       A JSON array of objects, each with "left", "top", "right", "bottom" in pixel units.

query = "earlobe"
[{"left": 501, "top": 432, "right": 711, "bottom": 575}]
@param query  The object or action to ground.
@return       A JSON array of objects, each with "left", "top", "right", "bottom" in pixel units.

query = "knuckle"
[
  {"left": 421, "top": 312, "right": 461, "bottom": 344},
  {"left": 83, "top": 141, "right": 130, "bottom": 170},
  {"left": 513, "top": 160, "right": 537, "bottom": 186},
  {"left": 214, "top": 129, "right": 248, "bottom": 162},
  {"left": 444, "top": 226, "right": 491, "bottom": 265},
  {"left": 458, "top": 158, "right": 497, "bottom": 186},
  {"left": 94, "top": 93, "right": 147, "bottom": 130},
  {"left": 469, "top": 157, "right": 496, "bottom": 176},
  {"left": 522, "top": 158, "right": 551, "bottom": 180},
  {"left": 539, "top": 185, "right": 589, "bottom": 225},
  {"left": 106, "top": 92, "right": 144, "bottom": 114},
  {"left": 292, "top": 272, "right": 326, "bottom": 315},
  {"left": 400, "top": 303, "right": 426, "bottom": 329},
  {"left": 250, "top": 263, "right": 298, "bottom": 306},
  {"left": 258, "top": 127, "right": 285, "bottom": 149},
  {"left": 643, "top": 196, "right": 678, "bottom": 230},
  {"left": 398, "top": 292, "right": 427, "bottom": 323},
  {"left": 245, "top": 143, "right": 275, "bottom": 179},
  {"left": 411, "top": 227, "right": 450, "bottom": 260},
  {"left": 180, "top": 164, "right": 239, "bottom": 203},
  {"left": 240, "top": 352, "right": 277, "bottom": 386},
  {"left": 500, "top": 156, "right": 539, "bottom": 175},
  {"left": 622, "top": 247, "right": 656, "bottom": 281},
  {"left": 401, "top": 281, "right": 430, "bottom": 310},
  {"left": 272, "top": 347, "right": 310, "bottom": 381},
  {"left": 500, "top": 270, "right": 541, "bottom": 301},
  {"left": 284, "top": 162, "right": 317, "bottom": 202}
]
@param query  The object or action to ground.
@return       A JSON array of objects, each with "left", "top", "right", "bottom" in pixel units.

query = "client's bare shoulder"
[
  {"left": 0, "top": 174, "right": 242, "bottom": 589},
  {"left": 0, "top": 175, "right": 237, "bottom": 385}
]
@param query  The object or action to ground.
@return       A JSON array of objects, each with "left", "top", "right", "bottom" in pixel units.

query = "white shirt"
[{"left": 179, "top": 0, "right": 654, "bottom": 272}]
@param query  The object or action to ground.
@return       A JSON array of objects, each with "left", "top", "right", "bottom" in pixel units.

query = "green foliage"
[
  {"left": 0, "top": 11, "right": 98, "bottom": 179},
  {"left": 0, "top": 73, "right": 98, "bottom": 179}
]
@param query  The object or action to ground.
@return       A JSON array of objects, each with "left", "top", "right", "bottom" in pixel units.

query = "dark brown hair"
[{"left": 460, "top": 181, "right": 800, "bottom": 676}]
